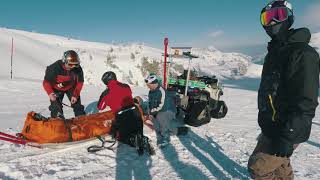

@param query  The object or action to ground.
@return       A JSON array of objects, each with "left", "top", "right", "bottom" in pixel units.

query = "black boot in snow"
[
  {"left": 143, "top": 136, "right": 155, "bottom": 155},
  {"left": 135, "top": 134, "right": 144, "bottom": 156},
  {"left": 177, "top": 127, "right": 189, "bottom": 136}
]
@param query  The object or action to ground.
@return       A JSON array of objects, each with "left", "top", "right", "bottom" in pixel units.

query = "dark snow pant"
[
  {"left": 247, "top": 134, "right": 296, "bottom": 180},
  {"left": 152, "top": 111, "right": 177, "bottom": 144},
  {"left": 49, "top": 90, "right": 85, "bottom": 118},
  {"left": 113, "top": 105, "right": 143, "bottom": 145}
]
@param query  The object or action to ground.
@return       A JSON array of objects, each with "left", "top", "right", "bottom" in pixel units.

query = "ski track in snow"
[{"left": 0, "top": 77, "right": 319, "bottom": 180}]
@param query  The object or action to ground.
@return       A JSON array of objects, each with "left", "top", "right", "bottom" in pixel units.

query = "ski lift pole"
[
  {"left": 184, "top": 57, "right": 192, "bottom": 96},
  {"left": 10, "top": 38, "right": 14, "bottom": 79}
]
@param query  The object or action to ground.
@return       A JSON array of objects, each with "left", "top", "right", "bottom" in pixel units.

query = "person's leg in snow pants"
[
  {"left": 152, "top": 111, "right": 176, "bottom": 145},
  {"left": 49, "top": 90, "right": 85, "bottom": 118},
  {"left": 247, "top": 134, "right": 295, "bottom": 180}
]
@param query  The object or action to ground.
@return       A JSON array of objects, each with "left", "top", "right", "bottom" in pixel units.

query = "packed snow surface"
[{"left": 0, "top": 28, "right": 319, "bottom": 179}]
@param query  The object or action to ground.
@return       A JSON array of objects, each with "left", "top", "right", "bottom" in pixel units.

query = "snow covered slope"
[
  {"left": 175, "top": 46, "right": 252, "bottom": 79},
  {"left": 0, "top": 28, "right": 252, "bottom": 88},
  {"left": 0, "top": 75, "right": 319, "bottom": 179}
]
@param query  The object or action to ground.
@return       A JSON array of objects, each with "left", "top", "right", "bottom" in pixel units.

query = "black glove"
[{"left": 269, "top": 138, "right": 294, "bottom": 158}]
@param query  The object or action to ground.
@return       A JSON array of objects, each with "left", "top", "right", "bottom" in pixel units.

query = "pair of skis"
[{"left": 0, "top": 132, "right": 41, "bottom": 148}]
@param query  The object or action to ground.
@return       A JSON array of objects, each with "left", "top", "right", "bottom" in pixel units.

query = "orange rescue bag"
[{"left": 21, "top": 111, "right": 115, "bottom": 144}]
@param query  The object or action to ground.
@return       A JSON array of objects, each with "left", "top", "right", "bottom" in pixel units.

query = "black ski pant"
[
  {"left": 113, "top": 105, "right": 143, "bottom": 146},
  {"left": 48, "top": 89, "right": 85, "bottom": 118}
]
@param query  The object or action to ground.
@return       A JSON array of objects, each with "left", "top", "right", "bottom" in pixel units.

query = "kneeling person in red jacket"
[
  {"left": 97, "top": 71, "right": 152, "bottom": 155},
  {"left": 43, "top": 50, "right": 86, "bottom": 118}
]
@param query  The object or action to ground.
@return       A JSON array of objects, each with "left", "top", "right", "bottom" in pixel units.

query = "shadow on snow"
[{"left": 178, "top": 130, "right": 250, "bottom": 179}]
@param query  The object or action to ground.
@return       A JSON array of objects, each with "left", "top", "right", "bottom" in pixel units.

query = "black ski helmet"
[
  {"left": 101, "top": 71, "right": 117, "bottom": 85},
  {"left": 63, "top": 50, "right": 80, "bottom": 65},
  {"left": 261, "top": 0, "right": 294, "bottom": 38}
]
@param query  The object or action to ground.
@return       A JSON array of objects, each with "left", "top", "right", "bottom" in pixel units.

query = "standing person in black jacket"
[
  {"left": 43, "top": 50, "right": 86, "bottom": 118},
  {"left": 248, "top": 1, "right": 320, "bottom": 179}
]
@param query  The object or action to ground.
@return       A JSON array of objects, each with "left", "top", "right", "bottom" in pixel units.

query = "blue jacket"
[{"left": 148, "top": 85, "right": 177, "bottom": 114}]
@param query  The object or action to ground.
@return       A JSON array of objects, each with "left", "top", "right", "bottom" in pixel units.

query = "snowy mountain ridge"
[{"left": 0, "top": 28, "right": 252, "bottom": 87}]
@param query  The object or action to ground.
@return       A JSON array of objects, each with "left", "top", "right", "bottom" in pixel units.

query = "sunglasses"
[{"left": 261, "top": 7, "right": 291, "bottom": 26}]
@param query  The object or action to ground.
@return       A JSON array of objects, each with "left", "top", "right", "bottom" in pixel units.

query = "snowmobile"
[{"left": 167, "top": 71, "right": 228, "bottom": 127}]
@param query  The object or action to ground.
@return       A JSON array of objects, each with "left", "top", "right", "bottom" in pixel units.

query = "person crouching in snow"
[
  {"left": 43, "top": 50, "right": 86, "bottom": 118},
  {"left": 97, "top": 71, "right": 154, "bottom": 155},
  {"left": 145, "top": 74, "right": 188, "bottom": 148}
]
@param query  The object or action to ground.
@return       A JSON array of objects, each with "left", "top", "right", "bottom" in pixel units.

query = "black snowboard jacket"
[{"left": 258, "top": 28, "right": 320, "bottom": 144}]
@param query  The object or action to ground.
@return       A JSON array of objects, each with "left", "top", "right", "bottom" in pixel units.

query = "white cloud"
[
  {"left": 208, "top": 30, "right": 224, "bottom": 38},
  {"left": 301, "top": 4, "right": 320, "bottom": 29}
]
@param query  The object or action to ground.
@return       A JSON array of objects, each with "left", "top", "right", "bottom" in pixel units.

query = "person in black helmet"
[
  {"left": 43, "top": 50, "right": 86, "bottom": 118},
  {"left": 97, "top": 71, "right": 154, "bottom": 155},
  {"left": 248, "top": 0, "right": 320, "bottom": 179}
]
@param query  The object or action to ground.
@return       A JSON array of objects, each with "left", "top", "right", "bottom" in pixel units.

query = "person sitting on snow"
[
  {"left": 97, "top": 71, "right": 154, "bottom": 155},
  {"left": 43, "top": 50, "right": 86, "bottom": 118},
  {"left": 145, "top": 74, "right": 189, "bottom": 148}
]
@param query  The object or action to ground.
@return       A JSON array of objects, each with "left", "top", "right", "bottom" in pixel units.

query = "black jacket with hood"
[{"left": 258, "top": 28, "right": 320, "bottom": 144}]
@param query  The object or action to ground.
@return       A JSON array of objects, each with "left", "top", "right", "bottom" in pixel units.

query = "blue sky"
[{"left": 1, "top": 0, "right": 320, "bottom": 54}]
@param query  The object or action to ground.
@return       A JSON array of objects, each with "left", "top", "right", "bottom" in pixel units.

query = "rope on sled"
[{"left": 87, "top": 136, "right": 117, "bottom": 153}]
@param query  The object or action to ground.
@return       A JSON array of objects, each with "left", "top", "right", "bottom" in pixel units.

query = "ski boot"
[
  {"left": 177, "top": 127, "right": 189, "bottom": 136},
  {"left": 143, "top": 136, "right": 155, "bottom": 155},
  {"left": 134, "top": 134, "right": 144, "bottom": 156}
]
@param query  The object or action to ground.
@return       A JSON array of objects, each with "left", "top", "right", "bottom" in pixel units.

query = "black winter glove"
[{"left": 269, "top": 138, "right": 294, "bottom": 158}]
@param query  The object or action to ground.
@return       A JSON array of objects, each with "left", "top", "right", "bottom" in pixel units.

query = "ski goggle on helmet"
[
  {"left": 63, "top": 50, "right": 80, "bottom": 68},
  {"left": 260, "top": 0, "right": 293, "bottom": 26},
  {"left": 144, "top": 74, "right": 158, "bottom": 84}
]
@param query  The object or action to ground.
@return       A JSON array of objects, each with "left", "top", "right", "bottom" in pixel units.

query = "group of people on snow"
[
  {"left": 42, "top": 51, "right": 188, "bottom": 154},
  {"left": 41, "top": 0, "right": 319, "bottom": 179}
]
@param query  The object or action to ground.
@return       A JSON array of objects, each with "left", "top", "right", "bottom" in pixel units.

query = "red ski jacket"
[
  {"left": 43, "top": 60, "right": 84, "bottom": 97},
  {"left": 97, "top": 80, "right": 134, "bottom": 114}
]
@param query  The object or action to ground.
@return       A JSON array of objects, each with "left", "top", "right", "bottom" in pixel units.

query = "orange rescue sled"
[{"left": 21, "top": 111, "right": 115, "bottom": 144}]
